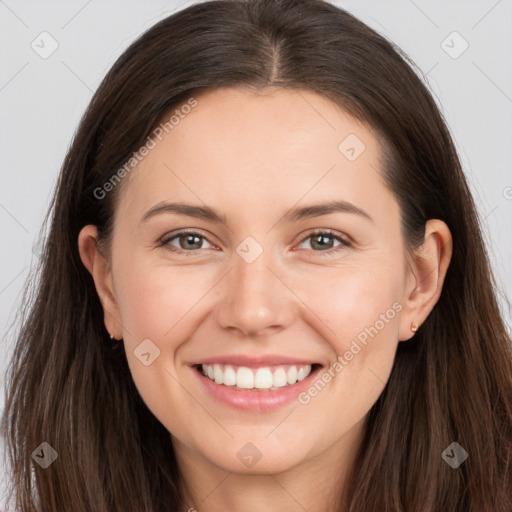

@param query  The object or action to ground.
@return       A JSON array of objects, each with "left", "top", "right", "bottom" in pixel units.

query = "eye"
[
  {"left": 296, "top": 229, "right": 351, "bottom": 255},
  {"left": 160, "top": 229, "right": 215, "bottom": 255},
  {"left": 159, "top": 228, "right": 351, "bottom": 257}
]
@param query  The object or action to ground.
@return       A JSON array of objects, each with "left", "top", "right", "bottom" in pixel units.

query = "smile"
[
  {"left": 199, "top": 363, "right": 313, "bottom": 390},
  {"left": 190, "top": 355, "right": 323, "bottom": 411}
]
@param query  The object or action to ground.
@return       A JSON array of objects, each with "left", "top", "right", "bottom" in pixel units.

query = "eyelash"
[{"left": 159, "top": 228, "right": 351, "bottom": 257}]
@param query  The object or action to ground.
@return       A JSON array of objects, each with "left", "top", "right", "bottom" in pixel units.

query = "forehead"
[{"left": 115, "top": 86, "right": 394, "bottom": 225}]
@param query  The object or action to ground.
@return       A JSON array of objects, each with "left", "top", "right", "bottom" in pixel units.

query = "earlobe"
[
  {"left": 77, "top": 225, "right": 123, "bottom": 339},
  {"left": 398, "top": 219, "right": 453, "bottom": 342}
]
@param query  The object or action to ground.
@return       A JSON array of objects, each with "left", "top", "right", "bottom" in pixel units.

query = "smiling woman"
[{"left": 2, "top": 1, "right": 512, "bottom": 511}]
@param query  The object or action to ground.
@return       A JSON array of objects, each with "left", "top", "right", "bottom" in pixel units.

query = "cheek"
[
  {"left": 112, "top": 261, "right": 210, "bottom": 438},
  {"left": 292, "top": 262, "right": 404, "bottom": 413},
  {"left": 335, "top": 275, "right": 401, "bottom": 347},
  {"left": 111, "top": 256, "right": 225, "bottom": 427},
  {"left": 113, "top": 254, "right": 213, "bottom": 343},
  {"left": 297, "top": 260, "right": 403, "bottom": 347}
]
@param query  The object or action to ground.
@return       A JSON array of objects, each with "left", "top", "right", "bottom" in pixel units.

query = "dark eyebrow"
[
  {"left": 283, "top": 200, "right": 373, "bottom": 224},
  {"left": 140, "top": 200, "right": 373, "bottom": 225},
  {"left": 140, "top": 202, "right": 227, "bottom": 225}
]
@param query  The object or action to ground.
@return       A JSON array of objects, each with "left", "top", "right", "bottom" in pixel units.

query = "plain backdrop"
[{"left": 1, "top": 0, "right": 511, "bottom": 504}]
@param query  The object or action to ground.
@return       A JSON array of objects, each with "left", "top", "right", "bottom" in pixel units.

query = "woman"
[{"left": 2, "top": 0, "right": 511, "bottom": 510}]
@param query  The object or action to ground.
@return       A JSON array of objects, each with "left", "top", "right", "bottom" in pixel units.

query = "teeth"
[
  {"left": 297, "top": 366, "right": 309, "bottom": 381},
  {"left": 273, "top": 367, "right": 287, "bottom": 387},
  {"left": 286, "top": 365, "right": 297, "bottom": 384},
  {"left": 213, "top": 364, "right": 224, "bottom": 384},
  {"left": 236, "top": 367, "right": 254, "bottom": 389},
  {"left": 223, "top": 365, "right": 236, "bottom": 386},
  {"left": 200, "top": 363, "right": 313, "bottom": 390},
  {"left": 254, "top": 368, "right": 273, "bottom": 389}
]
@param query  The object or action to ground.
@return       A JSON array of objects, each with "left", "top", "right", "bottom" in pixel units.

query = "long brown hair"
[{"left": 2, "top": 0, "right": 511, "bottom": 510}]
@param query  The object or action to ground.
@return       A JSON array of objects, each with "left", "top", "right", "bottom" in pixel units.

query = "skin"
[{"left": 78, "top": 86, "right": 452, "bottom": 512}]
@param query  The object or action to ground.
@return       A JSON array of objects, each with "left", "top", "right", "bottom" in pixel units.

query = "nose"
[{"left": 214, "top": 244, "right": 296, "bottom": 338}]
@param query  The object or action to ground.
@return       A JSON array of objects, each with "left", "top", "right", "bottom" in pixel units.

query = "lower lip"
[{"left": 192, "top": 365, "right": 321, "bottom": 412}]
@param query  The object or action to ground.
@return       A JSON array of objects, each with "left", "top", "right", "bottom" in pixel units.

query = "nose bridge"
[
  {"left": 234, "top": 238, "right": 274, "bottom": 295},
  {"left": 215, "top": 235, "right": 294, "bottom": 336}
]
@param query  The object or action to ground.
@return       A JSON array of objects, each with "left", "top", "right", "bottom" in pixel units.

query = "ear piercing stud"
[{"left": 411, "top": 322, "right": 418, "bottom": 332}]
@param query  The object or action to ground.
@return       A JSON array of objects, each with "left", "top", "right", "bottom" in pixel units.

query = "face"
[{"left": 81, "top": 86, "right": 426, "bottom": 477}]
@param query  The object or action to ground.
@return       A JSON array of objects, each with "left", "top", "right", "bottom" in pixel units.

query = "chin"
[{"left": 196, "top": 436, "right": 312, "bottom": 475}]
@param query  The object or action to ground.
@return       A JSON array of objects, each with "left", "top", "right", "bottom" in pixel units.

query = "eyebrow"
[{"left": 140, "top": 200, "right": 373, "bottom": 225}]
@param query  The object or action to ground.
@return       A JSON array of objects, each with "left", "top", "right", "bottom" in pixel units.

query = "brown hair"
[{"left": 2, "top": 0, "right": 511, "bottom": 510}]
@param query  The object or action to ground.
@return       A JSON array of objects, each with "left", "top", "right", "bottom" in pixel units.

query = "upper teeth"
[{"left": 201, "top": 364, "right": 312, "bottom": 390}]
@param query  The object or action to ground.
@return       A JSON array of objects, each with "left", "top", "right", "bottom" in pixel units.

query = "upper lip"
[{"left": 190, "top": 355, "right": 320, "bottom": 367}]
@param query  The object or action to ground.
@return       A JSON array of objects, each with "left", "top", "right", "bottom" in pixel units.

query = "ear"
[
  {"left": 398, "top": 219, "right": 453, "bottom": 342},
  {"left": 77, "top": 225, "right": 123, "bottom": 339}
]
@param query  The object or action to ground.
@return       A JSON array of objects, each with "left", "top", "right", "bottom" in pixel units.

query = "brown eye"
[
  {"left": 160, "top": 230, "right": 214, "bottom": 254},
  {"left": 297, "top": 229, "right": 350, "bottom": 255}
]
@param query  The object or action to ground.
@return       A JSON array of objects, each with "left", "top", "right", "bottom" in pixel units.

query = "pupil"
[
  {"left": 182, "top": 234, "right": 201, "bottom": 250},
  {"left": 313, "top": 235, "right": 333, "bottom": 250}
]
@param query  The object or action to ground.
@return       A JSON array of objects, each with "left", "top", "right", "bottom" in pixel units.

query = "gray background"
[{"left": 1, "top": 0, "right": 511, "bottom": 505}]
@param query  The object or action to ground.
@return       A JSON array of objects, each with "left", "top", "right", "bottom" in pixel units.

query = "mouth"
[
  {"left": 194, "top": 363, "right": 322, "bottom": 391},
  {"left": 191, "top": 361, "right": 323, "bottom": 412}
]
